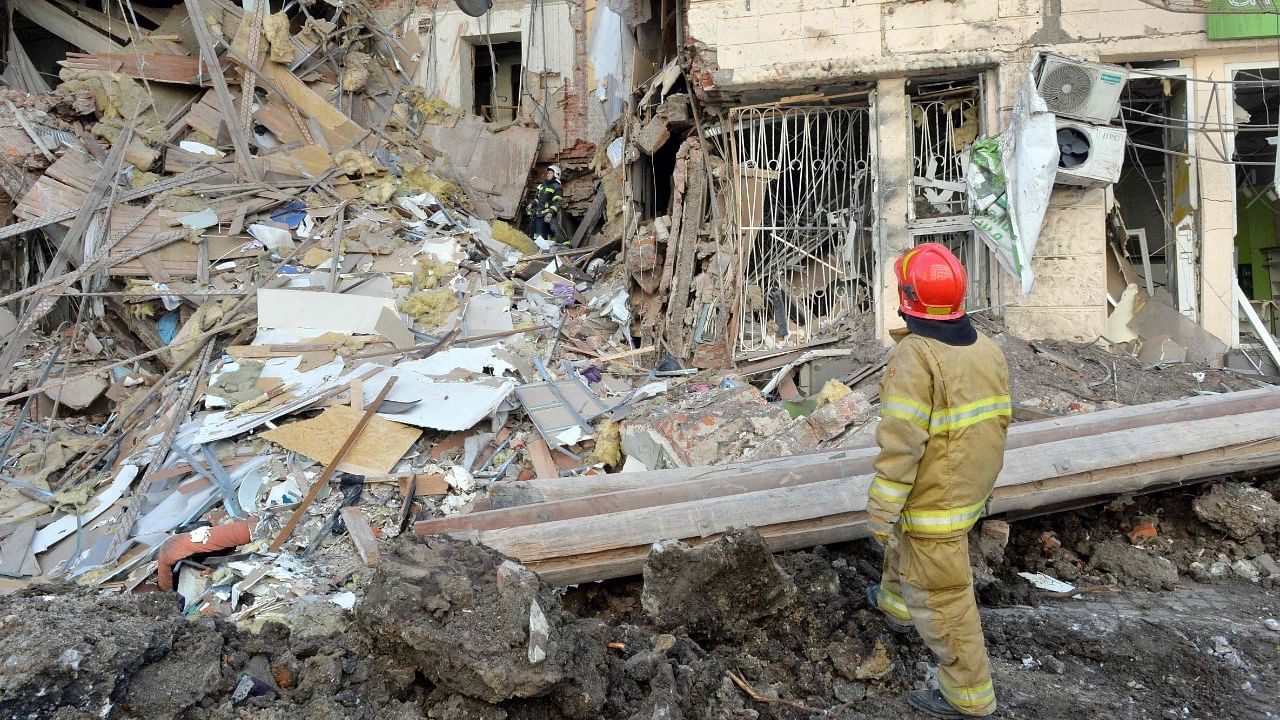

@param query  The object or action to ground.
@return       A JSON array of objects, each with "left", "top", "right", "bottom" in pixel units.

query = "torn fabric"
[{"left": 968, "top": 71, "right": 1059, "bottom": 296}]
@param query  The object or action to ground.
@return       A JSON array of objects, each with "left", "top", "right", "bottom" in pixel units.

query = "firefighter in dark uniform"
[{"left": 528, "top": 164, "right": 564, "bottom": 246}]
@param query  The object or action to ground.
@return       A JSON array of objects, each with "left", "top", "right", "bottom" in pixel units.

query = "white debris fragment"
[
  {"left": 1017, "top": 572, "right": 1075, "bottom": 594},
  {"left": 528, "top": 599, "right": 549, "bottom": 664}
]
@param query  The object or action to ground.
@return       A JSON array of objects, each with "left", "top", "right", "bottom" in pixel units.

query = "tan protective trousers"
[{"left": 876, "top": 524, "right": 996, "bottom": 716}]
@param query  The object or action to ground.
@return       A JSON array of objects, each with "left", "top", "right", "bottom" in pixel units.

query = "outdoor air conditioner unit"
[
  {"left": 1055, "top": 119, "right": 1126, "bottom": 188},
  {"left": 1036, "top": 55, "right": 1129, "bottom": 124}
]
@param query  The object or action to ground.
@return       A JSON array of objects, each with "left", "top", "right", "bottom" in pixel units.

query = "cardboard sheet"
[
  {"left": 256, "top": 288, "right": 413, "bottom": 348},
  {"left": 261, "top": 405, "right": 422, "bottom": 475}
]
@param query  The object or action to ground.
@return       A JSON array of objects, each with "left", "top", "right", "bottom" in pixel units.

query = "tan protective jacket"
[{"left": 867, "top": 328, "right": 1011, "bottom": 538}]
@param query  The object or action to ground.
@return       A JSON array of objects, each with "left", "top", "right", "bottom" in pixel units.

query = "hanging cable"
[{"left": 483, "top": 11, "right": 498, "bottom": 120}]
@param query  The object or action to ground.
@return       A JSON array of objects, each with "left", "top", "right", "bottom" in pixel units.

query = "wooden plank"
[
  {"left": 15, "top": 173, "right": 254, "bottom": 278},
  {"left": 474, "top": 387, "right": 1280, "bottom": 509},
  {"left": 524, "top": 436, "right": 1280, "bottom": 586},
  {"left": 184, "top": 0, "right": 258, "bottom": 180},
  {"left": 570, "top": 187, "right": 606, "bottom": 248},
  {"left": 3, "top": 30, "right": 52, "bottom": 93},
  {"left": 128, "top": 3, "right": 170, "bottom": 24},
  {"left": 138, "top": 252, "right": 173, "bottom": 284},
  {"left": 256, "top": 144, "right": 334, "bottom": 179},
  {"left": 0, "top": 129, "right": 134, "bottom": 391},
  {"left": 47, "top": 0, "right": 138, "bottom": 43},
  {"left": 526, "top": 437, "right": 558, "bottom": 479},
  {"left": 63, "top": 52, "right": 205, "bottom": 85},
  {"left": 182, "top": 93, "right": 228, "bottom": 141},
  {"left": 15, "top": 0, "right": 125, "bottom": 54},
  {"left": 339, "top": 507, "right": 381, "bottom": 567},
  {"left": 436, "top": 408, "right": 1280, "bottom": 567},
  {"left": 221, "top": 45, "right": 364, "bottom": 150},
  {"left": 253, "top": 99, "right": 307, "bottom": 145},
  {"left": 0, "top": 520, "right": 37, "bottom": 577}
]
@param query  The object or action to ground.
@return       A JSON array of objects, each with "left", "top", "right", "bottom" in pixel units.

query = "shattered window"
[{"left": 729, "top": 106, "right": 876, "bottom": 356}]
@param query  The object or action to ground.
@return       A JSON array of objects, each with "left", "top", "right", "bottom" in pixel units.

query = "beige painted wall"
[
  {"left": 410, "top": 0, "right": 578, "bottom": 160},
  {"left": 692, "top": 0, "right": 1280, "bottom": 348},
  {"left": 688, "top": 0, "right": 1247, "bottom": 91}
]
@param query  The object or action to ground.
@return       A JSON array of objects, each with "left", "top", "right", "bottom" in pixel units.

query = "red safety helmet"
[{"left": 894, "top": 243, "right": 967, "bottom": 320}]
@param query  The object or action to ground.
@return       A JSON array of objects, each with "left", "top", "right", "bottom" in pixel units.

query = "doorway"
[{"left": 472, "top": 40, "right": 522, "bottom": 123}]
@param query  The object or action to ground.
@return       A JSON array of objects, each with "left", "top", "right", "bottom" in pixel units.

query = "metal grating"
[
  {"left": 730, "top": 106, "right": 876, "bottom": 355},
  {"left": 910, "top": 93, "right": 979, "bottom": 222},
  {"left": 908, "top": 84, "right": 994, "bottom": 311},
  {"left": 910, "top": 231, "right": 993, "bottom": 313}
]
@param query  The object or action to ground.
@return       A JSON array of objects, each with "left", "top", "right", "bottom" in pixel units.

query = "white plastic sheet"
[
  {"left": 589, "top": 6, "right": 635, "bottom": 125},
  {"left": 968, "top": 71, "right": 1060, "bottom": 296}
]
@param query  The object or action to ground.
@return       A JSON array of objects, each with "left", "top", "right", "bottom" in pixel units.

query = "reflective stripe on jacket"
[
  {"left": 867, "top": 327, "right": 1011, "bottom": 538},
  {"left": 528, "top": 181, "right": 563, "bottom": 218}
]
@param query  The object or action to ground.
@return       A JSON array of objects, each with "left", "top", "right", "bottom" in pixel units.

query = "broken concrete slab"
[
  {"left": 1128, "top": 295, "right": 1227, "bottom": 366},
  {"left": 357, "top": 536, "right": 606, "bottom": 716},
  {"left": 1137, "top": 334, "right": 1188, "bottom": 365},
  {"left": 633, "top": 115, "right": 671, "bottom": 155},
  {"left": 420, "top": 116, "right": 541, "bottom": 219},
  {"left": 43, "top": 373, "right": 107, "bottom": 410},
  {"left": 1088, "top": 540, "right": 1178, "bottom": 591},
  {"left": 1193, "top": 483, "right": 1280, "bottom": 541}
]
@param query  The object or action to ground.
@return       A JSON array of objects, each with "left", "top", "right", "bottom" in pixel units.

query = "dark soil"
[{"left": 1, "top": 485, "right": 1278, "bottom": 720}]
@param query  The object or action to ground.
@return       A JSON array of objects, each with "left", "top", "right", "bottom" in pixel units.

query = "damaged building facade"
[{"left": 606, "top": 0, "right": 1280, "bottom": 372}]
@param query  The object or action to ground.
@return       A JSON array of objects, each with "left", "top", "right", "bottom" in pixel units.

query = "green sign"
[{"left": 1208, "top": 0, "right": 1280, "bottom": 40}]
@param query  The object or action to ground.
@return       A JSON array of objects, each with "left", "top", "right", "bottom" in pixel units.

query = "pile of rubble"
[
  {"left": 3, "top": 520, "right": 1277, "bottom": 719},
  {"left": 1, "top": 1, "right": 1279, "bottom": 701},
  {"left": 0, "top": 0, "right": 643, "bottom": 611},
  {"left": 0, "top": 0, "right": 887, "bottom": 619}
]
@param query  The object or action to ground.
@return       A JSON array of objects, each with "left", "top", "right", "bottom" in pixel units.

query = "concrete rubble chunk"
[
  {"left": 1193, "top": 483, "right": 1280, "bottom": 541},
  {"left": 620, "top": 385, "right": 812, "bottom": 468},
  {"left": 358, "top": 536, "right": 606, "bottom": 716},
  {"left": 1088, "top": 540, "right": 1178, "bottom": 591}
]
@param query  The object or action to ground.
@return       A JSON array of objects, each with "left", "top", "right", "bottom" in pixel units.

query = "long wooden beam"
[
  {"left": 527, "top": 436, "right": 1280, "bottom": 586},
  {"left": 466, "top": 387, "right": 1280, "bottom": 512},
  {"left": 421, "top": 401, "right": 1280, "bottom": 585},
  {"left": 16, "top": 0, "right": 125, "bottom": 54}
]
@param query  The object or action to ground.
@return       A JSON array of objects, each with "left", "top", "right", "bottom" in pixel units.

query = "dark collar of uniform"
[{"left": 899, "top": 312, "right": 978, "bottom": 347}]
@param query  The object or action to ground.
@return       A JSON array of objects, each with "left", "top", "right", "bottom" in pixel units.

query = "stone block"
[
  {"left": 1018, "top": 255, "right": 1108, "bottom": 308},
  {"left": 1005, "top": 307, "right": 1107, "bottom": 342},
  {"left": 634, "top": 115, "right": 671, "bottom": 155},
  {"left": 1036, "top": 208, "right": 1106, "bottom": 257},
  {"left": 805, "top": 391, "right": 873, "bottom": 441}
]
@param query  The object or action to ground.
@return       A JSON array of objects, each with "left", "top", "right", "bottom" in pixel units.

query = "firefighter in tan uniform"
[{"left": 865, "top": 243, "right": 1011, "bottom": 719}]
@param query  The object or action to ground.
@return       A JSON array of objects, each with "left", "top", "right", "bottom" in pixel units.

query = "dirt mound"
[
  {"left": 357, "top": 537, "right": 607, "bottom": 717},
  {"left": 3, "top": 517, "right": 1278, "bottom": 720},
  {"left": 0, "top": 584, "right": 423, "bottom": 720},
  {"left": 641, "top": 528, "right": 797, "bottom": 640},
  {"left": 0, "top": 588, "right": 216, "bottom": 719}
]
